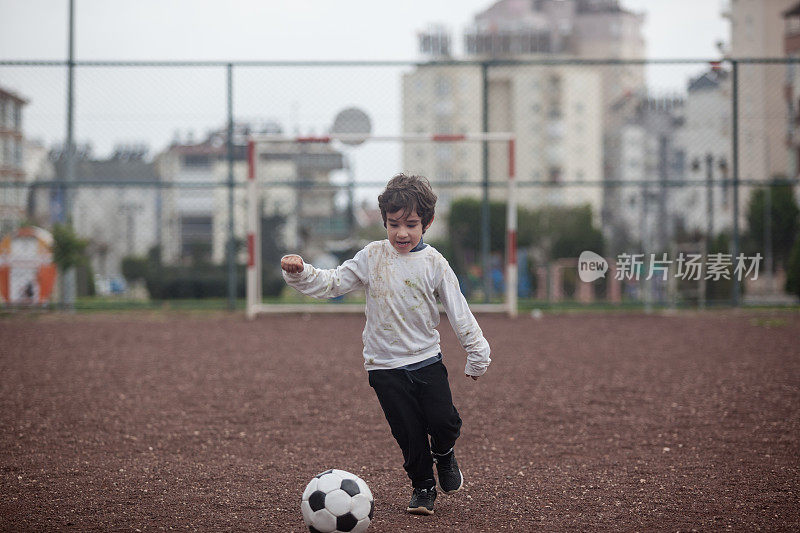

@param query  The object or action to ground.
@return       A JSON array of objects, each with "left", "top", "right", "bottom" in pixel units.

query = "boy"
[{"left": 281, "top": 173, "right": 491, "bottom": 515}]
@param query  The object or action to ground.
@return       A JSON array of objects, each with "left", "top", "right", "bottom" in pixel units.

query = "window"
[
  {"left": 672, "top": 149, "right": 686, "bottom": 178},
  {"left": 433, "top": 119, "right": 452, "bottom": 134},
  {"left": 435, "top": 77, "right": 451, "bottom": 97},
  {"left": 13, "top": 104, "right": 21, "bottom": 130},
  {"left": 14, "top": 139, "right": 22, "bottom": 166},
  {"left": 183, "top": 154, "right": 211, "bottom": 168},
  {"left": 437, "top": 168, "right": 454, "bottom": 182},
  {"left": 2, "top": 138, "right": 10, "bottom": 164}
]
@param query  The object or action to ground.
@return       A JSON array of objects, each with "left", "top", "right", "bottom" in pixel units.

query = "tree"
[
  {"left": 547, "top": 205, "right": 604, "bottom": 260},
  {"left": 52, "top": 223, "right": 88, "bottom": 271},
  {"left": 447, "top": 197, "right": 603, "bottom": 264},
  {"left": 52, "top": 223, "right": 95, "bottom": 298},
  {"left": 446, "top": 198, "right": 508, "bottom": 281},
  {"left": 745, "top": 181, "right": 800, "bottom": 271},
  {"left": 447, "top": 198, "right": 508, "bottom": 255},
  {"left": 517, "top": 204, "right": 604, "bottom": 260}
]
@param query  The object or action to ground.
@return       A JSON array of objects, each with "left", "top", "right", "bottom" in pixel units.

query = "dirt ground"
[{"left": 1, "top": 310, "right": 799, "bottom": 532}]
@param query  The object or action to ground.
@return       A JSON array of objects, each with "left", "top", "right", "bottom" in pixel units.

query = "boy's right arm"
[
  {"left": 281, "top": 254, "right": 304, "bottom": 273},
  {"left": 280, "top": 249, "right": 368, "bottom": 299}
]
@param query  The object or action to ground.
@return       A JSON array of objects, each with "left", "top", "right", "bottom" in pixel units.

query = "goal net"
[{"left": 245, "top": 133, "right": 517, "bottom": 318}]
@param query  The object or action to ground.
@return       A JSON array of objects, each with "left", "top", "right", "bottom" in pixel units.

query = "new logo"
[{"left": 578, "top": 251, "right": 608, "bottom": 282}]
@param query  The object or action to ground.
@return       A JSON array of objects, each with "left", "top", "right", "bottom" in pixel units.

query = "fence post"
[
  {"left": 62, "top": 0, "right": 77, "bottom": 310},
  {"left": 481, "top": 61, "right": 491, "bottom": 302},
  {"left": 731, "top": 59, "right": 741, "bottom": 306},
  {"left": 226, "top": 63, "right": 236, "bottom": 310}
]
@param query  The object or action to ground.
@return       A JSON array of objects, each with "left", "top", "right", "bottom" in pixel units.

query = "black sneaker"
[
  {"left": 433, "top": 449, "right": 464, "bottom": 494},
  {"left": 406, "top": 486, "right": 437, "bottom": 515}
]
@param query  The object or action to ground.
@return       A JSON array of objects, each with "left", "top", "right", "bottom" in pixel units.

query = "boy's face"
[{"left": 386, "top": 208, "right": 432, "bottom": 254}]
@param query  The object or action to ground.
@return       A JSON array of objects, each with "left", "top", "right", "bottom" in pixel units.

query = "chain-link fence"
[{"left": 0, "top": 58, "right": 798, "bottom": 310}]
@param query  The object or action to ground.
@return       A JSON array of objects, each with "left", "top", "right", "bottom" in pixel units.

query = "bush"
[
  {"left": 125, "top": 246, "right": 284, "bottom": 300},
  {"left": 706, "top": 232, "right": 734, "bottom": 303},
  {"left": 786, "top": 236, "right": 800, "bottom": 299},
  {"left": 142, "top": 264, "right": 283, "bottom": 300},
  {"left": 745, "top": 180, "right": 800, "bottom": 271},
  {"left": 121, "top": 256, "right": 149, "bottom": 282}
]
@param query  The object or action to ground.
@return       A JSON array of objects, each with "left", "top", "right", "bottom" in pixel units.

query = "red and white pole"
[
  {"left": 246, "top": 138, "right": 259, "bottom": 319},
  {"left": 506, "top": 139, "right": 518, "bottom": 318}
]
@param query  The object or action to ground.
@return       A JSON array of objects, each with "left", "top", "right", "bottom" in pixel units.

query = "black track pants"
[{"left": 368, "top": 360, "right": 462, "bottom": 489}]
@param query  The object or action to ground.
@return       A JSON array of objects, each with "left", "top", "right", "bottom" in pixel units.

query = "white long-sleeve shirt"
[{"left": 282, "top": 240, "right": 491, "bottom": 376}]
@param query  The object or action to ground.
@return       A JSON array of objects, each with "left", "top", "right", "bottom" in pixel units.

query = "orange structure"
[{"left": 0, "top": 226, "right": 57, "bottom": 305}]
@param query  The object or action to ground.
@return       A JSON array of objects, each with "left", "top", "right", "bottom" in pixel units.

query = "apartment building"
[
  {"left": 0, "top": 86, "right": 28, "bottom": 237},
  {"left": 725, "top": 0, "right": 793, "bottom": 183},
  {"left": 156, "top": 124, "right": 345, "bottom": 265},
  {"left": 404, "top": 0, "right": 645, "bottom": 237}
]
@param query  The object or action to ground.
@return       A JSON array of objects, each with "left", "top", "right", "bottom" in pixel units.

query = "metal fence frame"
[{"left": 2, "top": 56, "right": 799, "bottom": 310}]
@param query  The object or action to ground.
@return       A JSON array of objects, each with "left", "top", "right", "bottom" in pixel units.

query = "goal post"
[{"left": 246, "top": 133, "right": 517, "bottom": 318}]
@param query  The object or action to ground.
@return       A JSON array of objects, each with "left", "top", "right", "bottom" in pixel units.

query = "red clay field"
[{"left": 1, "top": 310, "right": 799, "bottom": 532}]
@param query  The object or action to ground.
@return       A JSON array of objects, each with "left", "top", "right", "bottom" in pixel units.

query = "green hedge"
[
  {"left": 123, "top": 252, "right": 284, "bottom": 300},
  {"left": 143, "top": 266, "right": 284, "bottom": 300}
]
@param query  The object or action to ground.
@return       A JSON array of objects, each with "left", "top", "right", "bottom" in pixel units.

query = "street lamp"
[
  {"left": 691, "top": 154, "right": 728, "bottom": 245},
  {"left": 692, "top": 153, "right": 726, "bottom": 306}
]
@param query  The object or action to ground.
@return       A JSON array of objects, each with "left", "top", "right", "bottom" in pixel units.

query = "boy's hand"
[
  {"left": 281, "top": 255, "right": 304, "bottom": 274},
  {"left": 465, "top": 374, "right": 479, "bottom": 381}
]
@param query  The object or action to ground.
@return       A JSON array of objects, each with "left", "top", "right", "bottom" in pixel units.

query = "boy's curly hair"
[{"left": 377, "top": 173, "right": 438, "bottom": 232}]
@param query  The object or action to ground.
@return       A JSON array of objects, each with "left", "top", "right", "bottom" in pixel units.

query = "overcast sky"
[
  {"left": 1, "top": 0, "right": 728, "bottom": 61},
  {"left": 0, "top": 0, "right": 730, "bottom": 196}
]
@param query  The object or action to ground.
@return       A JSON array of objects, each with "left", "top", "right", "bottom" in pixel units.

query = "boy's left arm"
[{"left": 436, "top": 265, "right": 491, "bottom": 380}]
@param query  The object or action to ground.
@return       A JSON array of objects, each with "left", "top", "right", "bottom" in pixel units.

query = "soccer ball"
[{"left": 301, "top": 469, "right": 374, "bottom": 533}]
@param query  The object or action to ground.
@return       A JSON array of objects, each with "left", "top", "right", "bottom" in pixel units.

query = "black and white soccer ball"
[{"left": 301, "top": 469, "right": 374, "bottom": 533}]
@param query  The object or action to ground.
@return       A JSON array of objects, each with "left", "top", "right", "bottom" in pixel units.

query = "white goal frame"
[{"left": 246, "top": 133, "right": 518, "bottom": 318}]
